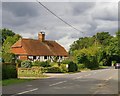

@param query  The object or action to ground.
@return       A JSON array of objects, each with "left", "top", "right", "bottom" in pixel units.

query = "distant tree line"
[{"left": 69, "top": 31, "right": 120, "bottom": 69}]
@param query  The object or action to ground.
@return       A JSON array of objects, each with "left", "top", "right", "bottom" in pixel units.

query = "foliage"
[
  {"left": 62, "top": 59, "right": 71, "bottom": 64},
  {"left": 60, "top": 64, "right": 68, "bottom": 72},
  {"left": 18, "top": 68, "right": 43, "bottom": 77},
  {"left": 77, "top": 64, "right": 85, "bottom": 70},
  {"left": 32, "top": 60, "right": 51, "bottom": 67},
  {"left": 69, "top": 37, "right": 94, "bottom": 54},
  {"left": 75, "top": 46, "right": 100, "bottom": 69},
  {"left": 70, "top": 31, "right": 120, "bottom": 68},
  {"left": 16, "top": 59, "right": 22, "bottom": 67},
  {"left": 68, "top": 61, "right": 78, "bottom": 72},
  {"left": 93, "top": 32, "right": 112, "bottom": 46},
  {"left": 46, "top": 67, "right": 62, "bottom": 73},
  {"left": 40, "top": 61, "right": 51, "bottom": 67},
  {"left": 2, "top": 34, "right": 21, "bottom": 53},
  {"left": 32, "top": 60, "right": 41, "bottom": 66},
  {"left": 2, "top": 52, "right": 16, "bottom": 63},
  {"left": 2, "top": 79, "right": 32, "bottom": 86},
  {"left": 21, "top": 60, "right": 32, "bottom": 68},
  {"left": 2, "top": 64, "right": 17, "bottom": 80},
  {"left": 0, "top": 28, "right": 15, "bottom": 44}
]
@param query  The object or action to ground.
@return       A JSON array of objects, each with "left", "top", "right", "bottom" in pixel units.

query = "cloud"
[
  {"left": 2, "top": 2, "right": 118, "bottom": 50},
  {"left": 92, "top": 2, "right": 118, "bottom": 21},
  {"left": 2, "top": 2, "right": 39, "bottom": 17},
  {"left": 72, "top": 2, "right": 95, "bottom": 15}
]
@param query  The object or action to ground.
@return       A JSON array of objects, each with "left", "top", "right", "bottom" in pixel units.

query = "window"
[
  {"left": 33, "top": 56, "right": 36, "bottom": 59},
  {"left": 60, "top": 56, "right": 62, "bottom": 59},
  {"left": 44, "top": 56, "right": 47, "bottom": 59}
]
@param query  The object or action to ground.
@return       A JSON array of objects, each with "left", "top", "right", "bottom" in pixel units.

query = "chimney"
[{"left": 38, "top": 32, "right": 45, "bottom": 42}]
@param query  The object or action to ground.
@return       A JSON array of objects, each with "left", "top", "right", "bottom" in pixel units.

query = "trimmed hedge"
[
  {"left": 68, "top": 61, "right": 78, "bottom": 72},
  {"left": 46, "top": 67, "right": 62, "bottom": 73},
  {"left": 2, "top": 64, "right": 17, "bottom": 80}
]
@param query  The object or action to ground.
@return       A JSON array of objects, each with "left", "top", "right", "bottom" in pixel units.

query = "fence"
[{"left": 18, "top": 67, "right": 43, "bottom": 79}]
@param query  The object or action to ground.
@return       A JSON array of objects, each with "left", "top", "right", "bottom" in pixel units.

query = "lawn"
[{"left": 2, "top": 79, "right": 32, "bottom": 86}]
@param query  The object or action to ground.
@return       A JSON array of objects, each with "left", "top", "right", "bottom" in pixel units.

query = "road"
[{"left": 2, "top": 68, "right": 119, "bottom": 96}]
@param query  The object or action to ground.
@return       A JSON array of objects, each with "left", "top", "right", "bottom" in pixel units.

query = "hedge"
[
  {"left": 68, "top": 61, "right": 78, "bottom": 72},
  {"left": 2, "top": 64, "right": 17, "bottom": 80}
]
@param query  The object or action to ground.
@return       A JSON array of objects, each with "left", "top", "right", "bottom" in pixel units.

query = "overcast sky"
[{"left": 2, "top": 1, "right": 118, "bottom": 51}]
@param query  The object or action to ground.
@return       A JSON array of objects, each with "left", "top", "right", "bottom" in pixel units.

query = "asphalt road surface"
[{"left": 2, "top": 68, "right": 119, "bottom": 96}]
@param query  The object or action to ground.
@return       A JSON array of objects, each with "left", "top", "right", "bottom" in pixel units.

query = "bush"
[
  {"left": 32, "top": 60, "right": 41, "bottom": 66},
  {"left": 77, "top": 64, "right": 85, "bottom": 70},
  {"left": 2, "top": 64, "right": 17, "bottom": 80},
  {"left": 50, "top": 62, "right": 58, "bottom": 67},
  {"left": 60, "top": 64, "right": 68, "bottom": 72},
  {"left": 2, "top": 52, "right": 16, "bottom": 63},
  {"left": 62, "top": 59, "right": 71, "bottom": 64},
  {"left": 21, "top": 60, "right": 32, "bottom": 68},
  {"left": 46, "top": 67, "right": 62, "bottom": 73},
  {"left": 39, "top": 61, "right": 51, "bottom": 67},
  {"left": 68, "top": 61, "right": 78, "bottom": 72},
  {"left": 32, "top": 61, "right": 51, "bottom": 67},
  {"left": 16, "top": 59, "right": 22, "bottom": 67}
]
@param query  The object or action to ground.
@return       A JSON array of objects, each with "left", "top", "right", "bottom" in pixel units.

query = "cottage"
[{"left": 11, "top": 32, "right": 68, "bottom": 62}]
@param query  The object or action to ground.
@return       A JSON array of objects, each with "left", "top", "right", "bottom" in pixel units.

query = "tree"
[
  {"left": 69, "top": 37, "right": 94, "bottom": 54},
  {"left": 93, "top": 32, "right": 113, "bottom": 46},
  {"left": 1, "top": 28, "right": 22, "bottom": 63},
  {"left": 2, "top": 34, "right": 21, "bottom": 53},
  {"left": 0, "top": 28, "right": 15, "bottom": 44},
  {"left": 73, "top": 45, "right": 100, "bottom": 69}
]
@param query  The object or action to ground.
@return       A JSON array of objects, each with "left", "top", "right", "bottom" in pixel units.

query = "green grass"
[
  {"left": 2, "top": 79, "right": 32, "bottom": 86},
  {"left": 98, "top": 66, "right": 109, "bottom": 69}
]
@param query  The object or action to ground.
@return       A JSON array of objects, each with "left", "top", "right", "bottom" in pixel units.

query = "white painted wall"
[{"left": 28, "top": 56, "right": 66, "bottom": 62}]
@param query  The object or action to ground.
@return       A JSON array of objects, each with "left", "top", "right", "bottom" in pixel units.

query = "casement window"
[
  {"left": 60, "top": 56, "right": 62, "bottom": 59},
  {"left": 44, "top": 56, "right": 47, "bottom": 59},
  {"left": 33, "top": 56, "right": 36, "bottom": 59}
]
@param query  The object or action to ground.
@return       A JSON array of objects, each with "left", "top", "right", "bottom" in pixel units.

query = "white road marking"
[
  {"left": 11, "top": 88, "right": 38, "bottom": 96},
  {"left": 49, "top": 81, "right": 67, "bottom": 86},
  {"left": 105, "top": 76, "right": 112, "bottom": 81}
]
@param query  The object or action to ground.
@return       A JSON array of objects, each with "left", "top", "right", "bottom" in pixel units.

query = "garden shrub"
[
  {"left": 68, "top": 61, "right": 78, "bottom": 72},
  {"left": 2, "top": 52, "right": 16, "bottom": 63},
  {"left": 62, "top": 59, "right": 71, "bottom": 64},
  {"left": 32, "top": 60, "right": 41, "bottom": 66},
  {"left": 46, "top": 67, "right": 62, "bottom": 73},
  {"left": 39, "top": 61, "right": 51, "bottom": 67},
  {"left": 21, "top": 60, "right": 32, "bottom": 68},
  {"left": 2, "top": 64, "right": 17, "bottom": 80},
  {"left": 16, "top": 59, "right": 22, "bottom": 67},
  {"left": 32, "top": 61, "right": 51, "bottom": 67},
  {"left": 50, "top": 62, "right": 58, "bottom": 67},
  {"left": 77, "top": 64, "right": 85, "bottom": 70},
  {"left": 60, "top": 64, "right": 68, "bottom": 72}
]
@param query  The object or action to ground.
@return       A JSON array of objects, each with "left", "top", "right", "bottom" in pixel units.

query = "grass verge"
[{"left": 2, "top": 79, "right": 32, "bottom": 86}]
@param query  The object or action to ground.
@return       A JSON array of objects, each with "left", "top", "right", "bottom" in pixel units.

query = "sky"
[{"left": 2, "top": 1, "right": 118, "bottom": 51}]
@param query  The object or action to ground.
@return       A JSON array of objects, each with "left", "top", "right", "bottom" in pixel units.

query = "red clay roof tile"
[{"left": 11, "top": 38, "right": 68, "bottom": 56}]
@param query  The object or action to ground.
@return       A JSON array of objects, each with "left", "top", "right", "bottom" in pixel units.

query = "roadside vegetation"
[{"left": 2, "top": 79, "right": 32, "bottom": 86}]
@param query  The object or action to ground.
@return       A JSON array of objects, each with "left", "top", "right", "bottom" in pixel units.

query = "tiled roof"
[{"left": 11, "top": 38, "right": 68, "bottom": 56}]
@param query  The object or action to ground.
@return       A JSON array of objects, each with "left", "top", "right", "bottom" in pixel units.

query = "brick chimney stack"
[{"left": 38, "top": 32, "right": 45, "bottom": 42}]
